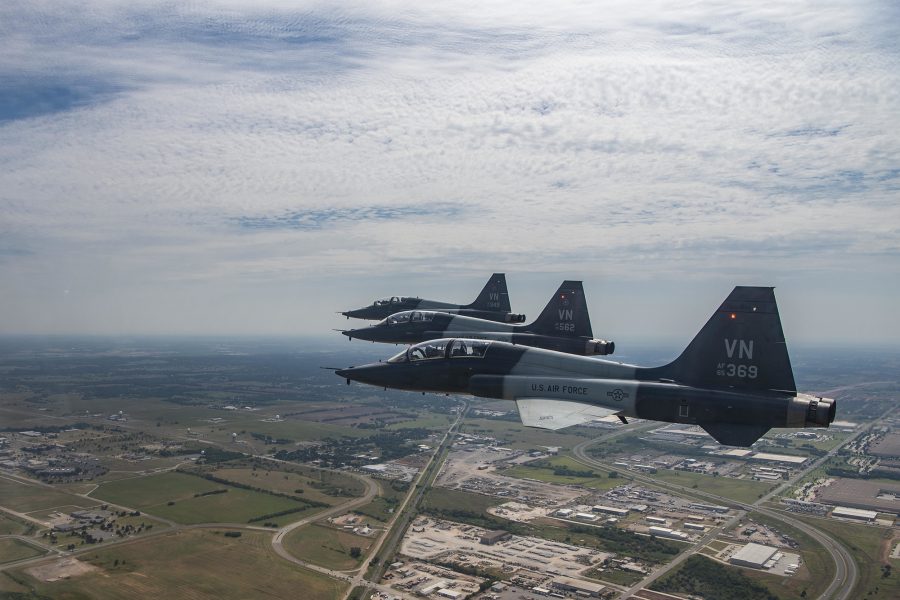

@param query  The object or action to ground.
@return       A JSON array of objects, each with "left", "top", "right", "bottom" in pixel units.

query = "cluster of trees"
[
  {"left": 250, "top": 432, "right": 293, "bottom": 445},
  {"left": 652, "top": 555, "right": 777, "bottom": 600},
  {"left": 194, "top": 488, "right": 228, "bottom": 498},
  {"left": 274, "top": 428, "right": 432, "bottom": 468},
  {"left": 550, "top": 465, "right": 595, "bottom": 478},
  {"left": 185, "top": 470, "right": 328, "bottom": 509},
  {"left": 568, "top": 525, "right": 680, "bottom": 563},
  {"left": 247, "top": 507, "right": 307, "bottom": 523}
]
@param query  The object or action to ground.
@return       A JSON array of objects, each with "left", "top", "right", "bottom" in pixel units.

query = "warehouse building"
[
  {"left": 592, "top": 504, "right": 629, "bottom": 517},
  {"left": 550, "top": 576, "right": 606, "bottom": 597},
  {"left": 648, "top": 526, "right": 688, "bottom": 540},
  {"left": 730, "top": 543, "right": 778, "bottom": 569},
  {"left": 479, "top": 530, "right": 511, "bottom": 545},
  {"left": 831, "top": 506, "right": 878, "bottom": 522}
]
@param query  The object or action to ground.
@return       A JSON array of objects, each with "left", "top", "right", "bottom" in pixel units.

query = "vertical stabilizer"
[
  {"left": 651, "top": 286, "right": 796, "bottom": 392},
  {"left": 527, "top": 281, "right": 594, "bottom": 338},
  {"left": 466, "top": 273, "right": 511, "bottom": 312}
]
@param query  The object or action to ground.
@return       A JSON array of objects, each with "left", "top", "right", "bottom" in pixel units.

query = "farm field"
[
  {"left": 0, "top": 513, "right": 31, "bottom": 536},
  {"left": 283, "top": 523, "right": 376, "bottom": 571},
  {"left": 212, "top": 466, "right": 365, "bottom": 504},
  {"left": 7, "top": 529, "right": 347, "bottom": 600},
  {"left": 89, "top": 471, "right": 318, "bottom": 525},
  {"left": 0, "top": 475, "right": 96, "bottom": 514},
  {"left": 649, "top": 469, "right": 775, "bottom": 503},
  {"left": 502, "top": 454, "right": 621, "bottom": 490},
  {"left": 0, "top": 538, "right": 44, "bottom": 564}
]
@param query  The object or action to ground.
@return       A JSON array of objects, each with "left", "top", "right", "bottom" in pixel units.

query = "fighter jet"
[
  {"left": 341, "top": 281, "right": 615, "bottom": 356},
  {"left": 336, "top": 286, "right": 836, "bottom": 447},
  {"left": 341, "top": 273, "right": 525, "bottom": 323}
]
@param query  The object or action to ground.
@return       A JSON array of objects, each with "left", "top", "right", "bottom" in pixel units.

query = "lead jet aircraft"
[
  {"left": 336, "top": 286, "right": 835, "bottom": 447},
  {"left": 341, "top": 273, "right": 525, "bottom": 323},
  {"left": 342, "top": 281, "right": 614, "bottom": 356}
]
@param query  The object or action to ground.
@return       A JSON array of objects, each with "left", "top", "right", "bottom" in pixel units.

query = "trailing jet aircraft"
[
  {"left": 336, "top": 286, "right": 836, "bottom": 447},
  {"left": 341, "top": 281, "right": 615, "bottom": 356},
  {"left": 341, "top": 273, "right": 525, "bottom": 323}
]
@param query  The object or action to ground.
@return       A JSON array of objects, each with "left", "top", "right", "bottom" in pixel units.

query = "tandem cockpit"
[
  {"left": 380, "top": 310, "right": 437, "bottom": 327},
  {"left": 387, "top": 339, "right": 491, "bottom": 363},
  {"left": 373, "top": 296, "right": 416, "bottom": 307}
]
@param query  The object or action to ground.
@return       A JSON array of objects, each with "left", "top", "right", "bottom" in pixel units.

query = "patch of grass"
[
  {"left": 652, "top": 555, "right": 777, "bottom": 600},
  {"left": 90, "top": 471, "right": 316, "bottom": 525},
  {"left": 503, "top": 455, "right": 621, "bottom": 491},
  {"left": 460, "top": 417, "right": 588, "bottom": 449},
  {"left": 0, "top": 477, "right": 95, "bottom": 513},
  {"left": 585, "top": 566, "right": 643, "bottom": 586},
  {"left": 648, "top": 470, "right": 775, "bottom": 503},
  {"left": 0, "top": 539, "right": 44, "bottom": 564},
  {"left": 0, "top": 513, "right": 31, "bottom": 536},
  {"left": 210, "top": 466, "right": 363, "bottom": 505},
  {"left": 9, "top": 529, "right": 347, "bottom": 600},
  {"left": 283, "top": 524, "right": 376, "bottom": 570},
  {"left": 352, "top": 481, "right": 407, "bottom": 523},
  {"left": 793, "top": 516, "right": 900, "bottom": 600}
]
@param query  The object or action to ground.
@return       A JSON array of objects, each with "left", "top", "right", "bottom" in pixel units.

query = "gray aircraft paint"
[
  {"left": 343, "top": 281, "right": 614, "bottom": 356},
  {"left": 341, "top": 273, "right": 524, "bottom": 322},
  {"left": 336, "top": 286, "right": 836, "bottom": 447}
]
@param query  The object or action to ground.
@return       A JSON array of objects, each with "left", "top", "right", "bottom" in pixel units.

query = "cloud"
[{"left": 0, "top": 0, "right": 898, "bottom": 342}]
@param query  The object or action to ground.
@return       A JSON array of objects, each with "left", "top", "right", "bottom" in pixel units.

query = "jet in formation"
[
  {"left": 341, "top": 273, "right": 525, "bottom": 323},
  {"left": 336, "top": 286, "right": 836, "bottom": 447},
  {"left": 342, "top": 281, "right": 614, "bottom": 356}
]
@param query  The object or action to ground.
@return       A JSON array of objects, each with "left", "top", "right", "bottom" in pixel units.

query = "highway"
[{"left": 570, "top": 419, "right": 873, "bottom": 600}]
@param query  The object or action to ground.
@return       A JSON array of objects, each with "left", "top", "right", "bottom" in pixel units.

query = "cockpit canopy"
[
  {"left": 387, "top": 339, "right": 491, "bottom": 363},
  {"left": 373, "top": 296, "right": 414, "bottom": 307},
  {"left": 381, "top": 311, "right": 437, "bottom": 326}
]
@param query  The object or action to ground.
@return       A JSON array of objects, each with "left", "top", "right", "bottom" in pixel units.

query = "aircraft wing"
[{"left": 515, "top": 398, "right": 619, "bottom": 430}]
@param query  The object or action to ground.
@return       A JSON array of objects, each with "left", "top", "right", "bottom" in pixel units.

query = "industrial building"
[
  {"left": 648, "top": 526, "right": 688, "bottom": 540},
  {"left": 479, "top": 530, "right": 511, "bottom": 545},
  {"left": 730, "top": 543, "right": 778, "bottom": 569},
  {"left": 817, "top": 479, "right": 900, "bottom": 515},
  {"left": 550, "top": 576, "right": 606, "bottom": 597},
  {"left": 831, "top": 506, "right": 878, "bottom": 522},
  {"left": 592, "top": 504, "right": 629, "bottom": 517}
]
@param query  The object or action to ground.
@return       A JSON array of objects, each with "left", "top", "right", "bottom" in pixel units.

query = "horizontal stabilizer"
[
  {"left": 516, "top": 398, "right": 618, "bottom": 430},
  {"left": 700, "top": 423, "right": 769, "bottom": 447}
]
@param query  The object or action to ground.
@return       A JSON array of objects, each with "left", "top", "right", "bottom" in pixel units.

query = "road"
[{"left": 570, "top": 417, "right": 876, "bottom": 600}]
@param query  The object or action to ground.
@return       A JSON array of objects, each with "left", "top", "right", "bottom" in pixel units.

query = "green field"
[
  {"left": 352, "top": 481, "right": 407, "bottom": 523},
  {"left": 212, "top": 466, "right": 365, "bottom": 504},
  {"left": 7, "top": 529, "right": 347, "bottom": 600},
  {"left": 648, "top": 470, "right": 775, "bottom": 503},
  {"left": 90, "top": 471, "right": 317, "bottom": 525},
  {"left": 283, "top": 523, "right": 376, "bottom": 570},
  {"left": 421, "top": 487, "right": 503, "bottom": 516},
  {"left": 0, "top": 513, "right": 31, "bottom": 536},
  {"left": 460, "top": 417, "right": 589, "bottom": 449},
  {"left": 503, "top": 455, "right": 622, "bottom": 491},
  {"left": 0, "top": 476, "right": 96, "bottom": 514},
  {"left": 793, "top": 515, "right": 900, "bottom": 600},
  {"left": 0, "top": 538, "right": 44, "bottom": 564}
]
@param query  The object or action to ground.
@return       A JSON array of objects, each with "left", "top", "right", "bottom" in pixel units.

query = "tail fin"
[
  {"left": 652, "top": 286, "right": 796, "bottom": 393},
  {"left": 527, "top": 281, "right": 594, "bottom": 338},
  {"left": 466, "top": 273, "right": 511, "bottom": 312}
]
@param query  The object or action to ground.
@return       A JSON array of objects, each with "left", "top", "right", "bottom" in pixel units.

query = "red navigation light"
[{"left": 730, "top": 313, "right": 737, "bottom": 319}]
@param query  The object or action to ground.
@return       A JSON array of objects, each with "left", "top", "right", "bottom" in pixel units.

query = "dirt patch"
[
  {"left": 879, "top": 528, "right": 900, "bottom": 563},
  {"left": 26, "top": 557, "right": 98, "bottom": 582}
]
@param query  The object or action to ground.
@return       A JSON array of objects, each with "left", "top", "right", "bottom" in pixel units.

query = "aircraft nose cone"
[{"left": 335, "top": 368, "right": 350, "bottom": 379}]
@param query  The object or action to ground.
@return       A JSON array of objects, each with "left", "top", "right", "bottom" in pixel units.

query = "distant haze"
[{"left": 1, "top": 1, "right": 897, "bottom": 345}]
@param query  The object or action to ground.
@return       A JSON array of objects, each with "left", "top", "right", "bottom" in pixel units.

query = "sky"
[{"left": 1, "top": 0, "right": 898, "bottom": 346}]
